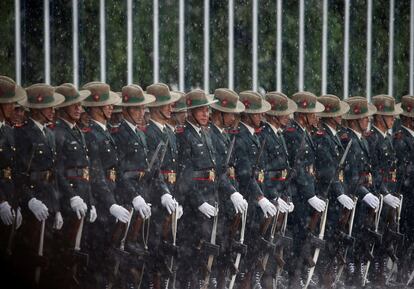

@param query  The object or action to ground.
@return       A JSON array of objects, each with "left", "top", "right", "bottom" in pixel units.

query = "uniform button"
[
  {"left": 172, "top": 158, "right": 175, "bottom": 162},
  {"left": 107, "top": 149, "right": 110, "bottom": 152},
  {"left": 74, "top": 146, "right": 77, "bottom": 150},
  {"left": 39, "top": 150, "right": 43, "bottom": 154}
]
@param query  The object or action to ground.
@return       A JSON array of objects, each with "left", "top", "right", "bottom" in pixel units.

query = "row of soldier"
[{"left": 0, "top": 74, "right": 413, "bottom": 289}]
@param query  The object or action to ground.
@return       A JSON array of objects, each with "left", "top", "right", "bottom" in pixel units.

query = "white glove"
[
  {"left": 198, "top": 202, "right": 217, "bottom": 218},
  {"left": 70, "top": 196, "right": 87, "bottom": 220},
  {"left": 276, "top": 197, "right": 290, "bottom": 213},
  {"left": 383, "top": 194, "right": 400, "bottom": 209},
  {"left": 230, "top": 192, "right": 248, "bottom": 213},
  {"left": 362, "top": 193, "right": 379, "bottom": 209},
  {"left": 176, "top": 205, "right": 183, "bottom": 219},
  {"left": 0, "top": 201, "right": 13, "bottom": 225},
  {"left": 258, "top": 197, "right": 277, "bottom": 218},
  {"left": 16, "top": 207, "right": 22, "bottom": 229},
  {"left": 53, "top": 212, "right": 64, "bottom": 230},
  {"left": 337, "top": 194, "right": 355, "bottom": 210},
  {"left": 307, "top": 196, "right": 326, "bottom": 212},
  {"left": 109, "top": 204, "right": 131, "bottom": 223},
  {"left": 28, "top": 198, "right": 49, "bottom": 221},
  {"left": 161, "top": 194, "right": 177, "bottom": 214},
  {"left": 288, "top": 202, "right": 295, "bottom": 213},
  {"left": 89, "top": 205, "right": 97, "bottom": 223},
  {"left": 132, "top": 196, "right": 152, "bottom": 219}
]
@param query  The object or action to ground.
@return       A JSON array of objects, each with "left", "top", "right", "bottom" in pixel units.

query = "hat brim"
[
  {"left": 146, "top": 92, "right": 182, "bottom": 107},
  {"left": 210, "top": 100, "right": 245, "bottom": 113},
  {"left": 56, "top": 90, "right": 91, "bottom": 108},
  {"left": 0, "top": 85, "right": 27, "bottom": 104},
  {"left": 342, "top": 103, "right": 377, "bottom": 120},
  {"left": 19, "top": 92, "right": 65, "bottom": 109},
  {"left": 374, "top": 106, "right": 403, "bottom": 116},
  {"left": 82, "top": 91, "right": 121, "bottom": 107},
  {"left": 266, "top": 99, "right": 298, "bottom": 116},
  {"left": 295, "top": 101, "right": 325, "bottom": 113},
  {"left": 188, "top": 99, "right": 219, "bottom": 110},
  {"left": 172, "top": 107, "right": 187, "bottom": 113},
  {"left": 396, "top": 103, "right": 414, "bottom": 118},
  {"left": 244, "top": 100, "right": 272, "bottom": 114},
  {"left": 117, "top": 93, "right": 156, "bottom": 107},
  {"left": 317, "top": 101, "right": 350, "bottom": 118}
]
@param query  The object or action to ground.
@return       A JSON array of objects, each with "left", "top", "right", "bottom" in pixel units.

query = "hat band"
[
  {"left": 243, "top": 101, "right": 262, "bottom": 110},
  {"left": 28, "top": 94, "right": 55, "bottom": 105},
  {"left": 86, "top": 92, "right": 110, "bottom": 102},
  {"left": 271, "top": 103, "right": 288, "bottom": 111},
  {"left": 402, "top": 103, "right": 414, "bottom": 113},
  {"left": 296, "top": 100, "right": 316, "bottom": 109},
  {"left": 214, "top": 96, "right": 237, "bottom": 109},
  {"left": 375, "top": 104, "right": 395, "bottom": 112},
  {"left": 0, "top": 89, "right": 16, "bottom": 99},
  {"left": 174, "top": 102, "right": 186, "bottom": 110},
  {"left": 123, "top": 95, "right": 145, "bottom": 104},
  {"left": 323, "top": 104, "right": 340, "bottom": 113},
  {"left": 64, "top": 93, "right": 81, "bottom": 103},
  {"left": 187, "top": 98, "right": 209, "bottom": 107},
  {"left": 155, "top": 95, "right": 172, "bottom": 102}
]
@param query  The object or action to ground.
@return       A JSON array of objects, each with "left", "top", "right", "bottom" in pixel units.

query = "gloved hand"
[
  {"left": 362, "top": 193, "right": 379, "bottom": 209},
  {"left": 276, "top": 197, "right": 290, "bottom": 213},
  {"left": 287, "top": 201, "right": 295, "bottom": 213},
  {"left": 230, "top": 192, "right": 248, "bottom": 213},
  {"left": 337, "top": 194, "right": 354, "bottom": 210},
  {"left": 132, "top": 196, "right": 152, "bottom": 219},
  {"left": 161, "top": 193, "right": 177, "bottom": 214},
  {"left": 198, "top": 202, "right": 217, "bottom": 218},
  {"left": 109, "top": 204, "right": 131, "bottom": 223},
  {"left": 258, "top": 197, "right": 277, "bottom": 218},
  {"left": 0, "top": 201, "right": 13, "bottom": 225},
  {"left": 176, "top": 205, "right": 183, "bottom": 219},
  {"left": 70, "top": 196, "right": 87, "bottom": 220},
  {"left": 307, "top": 196, "right": 326, "bottom": 212},
  {"left": 89, "top": 205, "right": 97, "bottom": 223},
  {"left": 53, "top": 212, "right": 64, "bottom": 230},
  {"left": 16, "top": 207, "right": 23, "bottom": 229},
  {"left": 28, "top": 198, "right": 49, "bottom": 221},
  {"left": 383, "top": 194, "right": 400, "bottom": 209}
]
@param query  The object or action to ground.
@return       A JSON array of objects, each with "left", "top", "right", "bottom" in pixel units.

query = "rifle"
[
  {"left": 5, "top": 210, "right": 17, "bottom": 257},
  {"left": 164, "top": 203, "right": 178, "bottom": 289},
  {"left": 68, "top": 215, "right": 89, "bottom": 286},
  {"left": 34, "top": 219, "right": 46, "bottom": 285},
  {"left": 273, "top": 204, "right": 290, "bottom": 289}
]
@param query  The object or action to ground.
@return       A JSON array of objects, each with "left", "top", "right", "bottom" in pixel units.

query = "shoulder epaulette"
[
  {"left": 315, "top": 129, "right": 326, "bottom": 137},
  {"left": 13, "top": 122, "right": 25, "bottom": 128},
  {"left": 110, "top": 127, "right": 119, "bottom": 133},
  {"left": 46, "top": 123, "right": 56, "bottom": 130},
  {"left": 81, "top": 127, "right": 92, "bottom": 133},
  {"left": 227, "top": 129, "right": 240, "bottom": 135},
  {"left": 254, "top": 127, "right": 262, "bottom": 134},
  {"left": 175, "top": 126, "right": 185, "bottom": 134}
]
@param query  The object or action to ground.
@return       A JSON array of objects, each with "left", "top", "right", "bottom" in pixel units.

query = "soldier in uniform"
[
  {"left": 209, "top": 88, "right": 248, "bottom": 288},
  {"left": 393, "top": 95, "right": 414, "bottom": 283},
  {"left": 80, "top": 82, "right": 128, "bottom": 288},
  {"left": 234, "top": 90, "right": 278, "bottom": 289},
  {"left": 282, "top": 92, "right": 326, "bottom": 288},
  {"left": 53, "top": 83, "right": 97, "bottom": 288},
  {"left": 366, "top": 95, "right": 402, "bottom": 286},
  {"left": 13, "top": 84, "right": 65, "bottom": 287},
  {"left": 0, "top": 76, "right": 26, "bottom": 261},
  {"left": 339, "top": 97, "right": 379, "bottom": 287},
  {"left": 259, "top": 91, "right": 297, "bottom": 288},
  {"left": 168, "top": 91, "right": 187, "bottom": 130}
]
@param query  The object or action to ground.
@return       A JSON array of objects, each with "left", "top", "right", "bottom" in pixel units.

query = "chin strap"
[{"left": 99, "top": 107, "right": 110, "bottom": 121}]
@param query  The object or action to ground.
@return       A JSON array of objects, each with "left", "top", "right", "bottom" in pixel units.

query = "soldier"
[
  {"left": 234, "top": 90, "right": 278, "bottom": 289},
  {"left": 260, "top": 91, "right": 297, "bottom": 288},
  {"left": 10, "top": 103, "right": 27, "bottom": 127},
  {"left": 53, "top": 83, "right": 96, "bottom": 288},
  {"left": 339, "top": 97, "right": 379, "bottom": 287},
  {"left": 366, "top": 95, "right": 402, "bottom": 286},
  {"left": 108, "top": 104, "right": 123, "bottom": 131},
  {"left": 176, "top": 89, "right": 220, "bottom": 288},
  {"left": 168, "top": 91, "right": 187, "bottom": 130},
  {"left": 312, "top": 94, "right": 354, "bottom": 288},
  {"left": 393, "top": 95, "right": 414, "bottom": 283},
  {"left": 209, "top": 88, "right": 248, "bottom": 288},
  {"left": 13, "top": 83, "right": 65, "bottom": 287},
  {"left": 282, "top": 91, "right": 326, "bottom": 288},
  {"left": 80, "top": 82, "right": 127, "bottom": 288},
  {"left": 0, "top": 76, "right": 26, "bottom": 260}
]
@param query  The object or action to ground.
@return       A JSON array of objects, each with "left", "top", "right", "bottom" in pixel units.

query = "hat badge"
[
  {"left": 300, "top": 99, "right": 308, "bottom": 108},
  {"left": 186, "top": 99, "right": 192, "bottom": 106},
  {"left": 353, "top": 105, "right": 361, "bottom": 114},
  {"left": 221, "top": 99, "right": 228, "bottom": 107},
  {"left": 377, "top": 103, "right": 384, "bottom": 111},
  {"left": 123, "top": 94, "right": 129, "bottom": 102},
  {"left": 325, "top": 104, "right": 332, "bottom": 112},
  {"left": 93, "top": 94, "right": 100, "bottom": 101},
  {"left": 242, "top": 99, "right": 250, "bottom": 109},
  {"left": 269, "top": 100, "right": 276, "bottom": 109},
  {"left": 36, "top": 94, "right": 43, "bottom": 103},
  {"left": 407, "top": 105, "right": 413, "bottom": 112}
]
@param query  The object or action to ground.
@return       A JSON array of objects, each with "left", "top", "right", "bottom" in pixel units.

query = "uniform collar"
[
  {"left": 92, "top": 119, "right": 107, "bottom": 131},
  {"left": 266, "top": 122, "right": 280, "bottom": 136},
  {"left": 402, "top": 125, "right": 414, "bottom": 138},
  {"left": 240, "top": 121, "right": 255, "bottom": 136},
  {"left": 325, "top": 123, "right": 337, "bottom": 136},
  {"left": 124, "top": 119, "right": 138, "bottom": 132},
  {"left": 0, "top": 120, "right": 5, "bottom": 129},
  {"left": 30, "top": 117, "right": 46, "bottom": 134},
  {"left": 166, "top": 123, "right": 175, "bottom": 131},
  {"left": 150, "top": 118, "right": 166, "bottom": 132},
  {"left": 188, "top": 120, "right": 202, "bottom": 136},
  {"left": 293, "top": 119, "right": 306, "bottom": 132},
  {"left": 59, "top": 117, "right": 75, "bottom": 129},
  {"left": 372, "top": 125, "right": 387, "bottom": 138},
  {"left": 212, "top": 123, "right": 225, "bottom": 134},
  {"left": 349, "top": 128, "right": 362, "bottom": 140}
]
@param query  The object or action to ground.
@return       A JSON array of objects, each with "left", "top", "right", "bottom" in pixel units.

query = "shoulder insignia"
[
  {"left": 110, "top": 127, "right": 119, "bottom": 133},
  {"left": 285, "top": 127, "right": 296, "bottom": 133},
  {"left": 254, "top": 127, "right": 262, "bottom": 134},
  {"left": 46, "top": 123, "right": 56, "bottom": 130},
  {"left": 175, "top": 126, "right": 184, "bottom": 134},
  {"left": 315, "top": 129, "right": 326, "bottom": 136},
  {"left": 13, "top": 122, "right": 24, "bottom": 128},
  {"left": 81, "top": 127, "right": 92, "bottom": 133},
  {"left": 227, "top": 129, "right": 240, "bottom": 135},
  {"left": 138, "top": 125, "right": 147, "bottom": 132}
]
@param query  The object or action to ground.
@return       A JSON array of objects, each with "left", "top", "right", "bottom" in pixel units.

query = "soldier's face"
[
  {"left": 383, "top": 115, "right": 395, "bottom": 128},
  {"left": 102, "top": 105, "right": 113, "bottom": 119},
  {"left": 192, "top": 106, "right": 209, "bottom": 126},
  {"left": 127, "top": 106, "right": 145, "bottom": 126},
  {"left": 223, "top": 112, "right": 236, "bottom": 127},
  {"left": 250, "top": 113, "right": 262, "bottom": 128},
  {"left": 278, "top": 115, "right": 290, "bottom": 127},
  {"left": 359, "top": 117, "right": 369, "bottom": 131},
  {"left": 40, "top": 107, "right": 55, "bottom": 122},
  {"left": 12, "top": 107, "right": 25, "bottom": 125},
  {"left": 174, "top": 111, "right": 187, "bottom": 125},
  {"left": 65, "top": 102, "right": 82, "bottom": 121},
  {"left": 305, "top": 113, "right": 318, "bottom": 127},
  {"left": 158, "top": 103, "right": 173, "bottom": 119},
  {"left": 0, "top": 103, "right": 15, "bottom": 119}
]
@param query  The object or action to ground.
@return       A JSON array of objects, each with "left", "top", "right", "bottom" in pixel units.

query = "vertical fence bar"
[
  {"left": 73, "top": 0, "right": 79, "bottom": 88},
  {"left": 344, "top": 0, "right": 350, "bottom": 99},
  {"left": 15, "top": 0, "right": 21, "bottom": 85},
  {"left": 44, "top": 0, "right": 50, "bottom": 84},
  {"left": 366, "top": 0, "right": 372, "bottom": 101},
  {"left": 321, "top": 0, "right": 328, "bottom": 95},
  {"left": 252, "top": 0, "right": 258, "bottom": 91},
  {"left": 153, "top": 0, "right": 159, "bottom": 83},
  {"left": 276, "top": 0, "right": 282, "bottom": 92},
  {"left": 179, "top": 0, "right": 184, "bottom": 91},
  {"left": 411, "top": 0, "right": 414, "bottom": 95},
  {"left": 127, "top": 0, "right": 133, "bottom": 84},
  {"left": 100, "top": 0, "right": 106, "bottom": 82},
  {"left": 298, "top": 0, "right": 305, "bottom": 91},
  {"left": 204, "top": 0, "right": 210, "bottom": 92},
  {"left": 388, "top": 0, "right": 394, "bottom": 96},
  {"left": 228, "top": 0, "right": 234, "bottom": 90}
]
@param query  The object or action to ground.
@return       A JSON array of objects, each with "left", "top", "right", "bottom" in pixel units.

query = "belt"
[
  {"left": 66, "top": 167, "right": 89, "bottom": 181},
  {"left": 193, "top": 169, "right": 216, "bottom": 182},
  {"left": 266, "top": 169, "right": 288, "bottom": 181},
  {"left": 359, "top": 172, "right": 373, "bottom": 185},
  {"left": 30, "top": 170, "right": 53, "bottom": 182},
  {"left": 106, "top": 168, "right": 117, "bottom": 182},
  {"left": 161, "top": 170, "right": 177, "bottom": 184},
  {"left": 123, "top": 170, "right": 145, "bottom": 180},
  {"left": 227, "top": 167, "right": 236, "bottom": 179},
  {"left": 255, "top": 169, "right": 265, "bottom": 183},
  {"left": 0, "top": 167, "right": 12, "bottom": 180},
  {"left": 305, "top": 165, "right": 315, "bottom": 176}
]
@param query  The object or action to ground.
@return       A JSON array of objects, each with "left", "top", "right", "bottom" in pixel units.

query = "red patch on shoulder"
[
  {"left": 175, "top": 126, "right": 184, "bottom": 133},
  {"left": 315, "top": 130, "right": 325, "bottom": 136},
  {"left": 81, "top": 127, "right": 92, "bottom": 133},
  {"left": 46, "top": 123, "right": 56, "bottom": 130},
  {"left": 254, "top": 127, "right": 262, "bottom": 134},
  {"left": 285, "top": 127, "right": 296, "bottom": 133},
  {"left": 227, "top": 129, "right": 239, "bottom": 134},
  {"left": 110, "top": 127, "right": 119, "bottom": 133}
]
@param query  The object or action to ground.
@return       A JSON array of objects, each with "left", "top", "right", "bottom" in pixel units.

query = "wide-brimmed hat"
[
  {"left": 55, "top": 83, "right": 90, "bottom": 108},
  {"left": 185, "top": 89, "right": 218, "bottom": 110},
  {"left": 19, "top": 83, "right": 65, "bottom": 109},
  {"left": 81, "top": 82, "right": 120, "bottom": 107},
  {"left": 0, "top": 76, "right": 26, "bottom": 104},
  {"left": 316, "top": 94, "right": 350, "bottom": 118},
  {"left": 396, "top": 95, "right": 414, "bottom": 118},
  {"left": 265, "top": 91, "right": 297, "bottom": 116},
  {"left": 291, "top": 91, "right": 325, "bottom": 113},
  {"left": 145, "top": 83, "right": 181, "bottom": 107},
  {"left": 239, "top": 90, "right": 271, "bottom": 114},
  {"left": 342, "top": 96, "right": 377, "bottom": 120},
  {"left": 171, "top": 91, "right": 187, "bottom": 112},
  {"left": 210, "top": 88, "right": 245, "bottom": 113},
  {"left": 118, "top": 84, "right": 155, "bottom": 107},
  {"left": 371, "top": 94, "right": 402, "bottom": 116}
]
